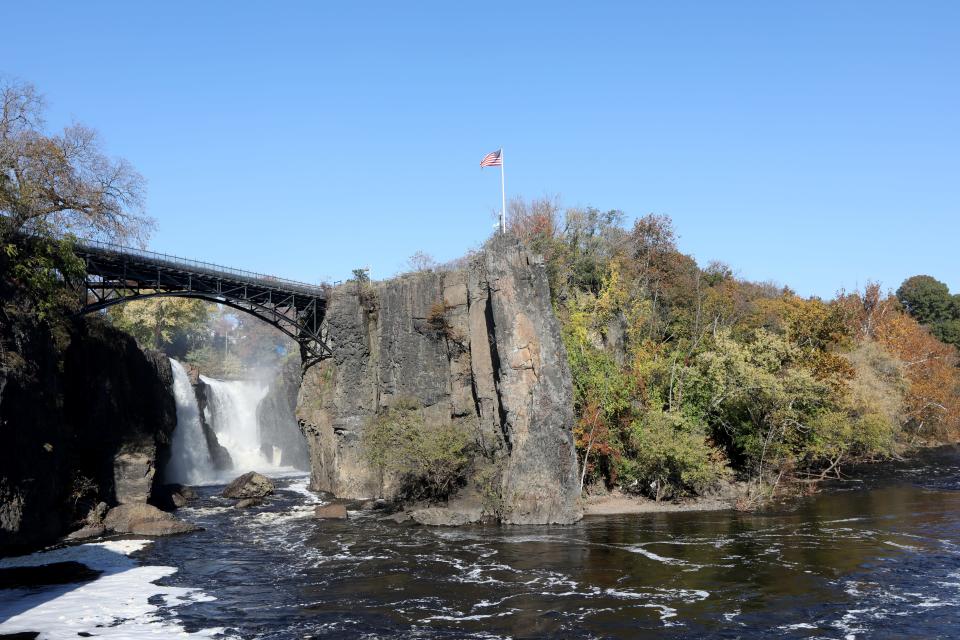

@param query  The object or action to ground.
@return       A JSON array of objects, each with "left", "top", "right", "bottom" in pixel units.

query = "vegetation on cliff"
[
  {"left": 507, "top": 197, "right": 960, "bottom": 505},
  {"left": 1, "top": 76, "right": 152, "bottom": 374},
  {"left": 362, "top": 397, "right": 471, "bottom": 501}
]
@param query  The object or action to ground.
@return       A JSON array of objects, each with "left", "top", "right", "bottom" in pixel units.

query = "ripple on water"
[{"left": 10, "top": 466, "right": 960, "bottom": 639}]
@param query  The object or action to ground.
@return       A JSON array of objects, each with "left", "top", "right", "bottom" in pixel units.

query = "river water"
[{"left": 3, "top": 448, "right": 960, "bottom": 639}]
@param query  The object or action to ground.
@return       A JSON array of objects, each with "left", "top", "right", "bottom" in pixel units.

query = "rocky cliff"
[
  {"left": 0, "top": 315, "right": 177, "bottom": 552},
  {"left": 296, "top": 234, "right": 582, "bottom": 524}
]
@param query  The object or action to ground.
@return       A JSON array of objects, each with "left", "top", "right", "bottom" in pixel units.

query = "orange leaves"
[
  {"left": 874, "top": 311, "right": 960, "bottom": 439},
  {"left": 837, "top": 285, "right": 960, "bottom": 440},
  {"left": 573, "top": 401, "right": 621, "bottom": 487}
]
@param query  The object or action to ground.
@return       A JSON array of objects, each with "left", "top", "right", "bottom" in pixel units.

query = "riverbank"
[
  {"left": 583, "top": 490, "right": 735, "bottom": 515},
  {"left": 583, "top": 443, "right": 960, "bottom": 517}
]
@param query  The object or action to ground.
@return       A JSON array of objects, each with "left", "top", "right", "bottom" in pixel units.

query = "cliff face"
[
  {"left": 64, "top": 320, "right": 178, "bottom": 506},
  {"left": 296, "top": 234, "right": 582, "bottom": 524},
  {"left": 0, "top": 310, "right": 67, "bottom": 550},
  {"left": 0, "top": 315, "right": 177, "bottom": 552}
]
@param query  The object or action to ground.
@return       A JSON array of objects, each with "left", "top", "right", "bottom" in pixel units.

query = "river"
[{"left": 2, "top": 448, "right": 959, "bottom": 639}]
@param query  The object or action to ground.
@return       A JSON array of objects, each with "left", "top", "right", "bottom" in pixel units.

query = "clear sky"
[{"left": 3, "top": 2, "right": 957, "bottom": 298}]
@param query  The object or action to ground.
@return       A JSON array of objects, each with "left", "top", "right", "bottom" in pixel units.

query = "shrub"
[
  {"left": 426, "top": 300, "right": 451, "bottom": 336},
  {"left": 363, "top": 398, "right": 471, "bottom": 500},
  {"left": 619, "top": 410, "right": 727, "bottom": 501}
]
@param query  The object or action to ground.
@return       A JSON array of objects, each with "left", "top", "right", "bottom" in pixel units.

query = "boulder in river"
[
  {"left": 235, "top": 498, "right": 264, "bottom": 509},
  {"left": 65, "top": 524, "right": 107, "bottom": 541},
  {"left": 222, "top": 472, "right": 275, "bottom": 499},
  {"left": 153, "top": 484, "right": 199, "bottom": 510},
  {"left": 410, "top": 507, "right": 479, "bottom": 526},
  {"left": 314, "top": 504, "right": 348, "bottom": 519},
  {"left": 103, "top": 503, "right": 200, "bottom": 536}
]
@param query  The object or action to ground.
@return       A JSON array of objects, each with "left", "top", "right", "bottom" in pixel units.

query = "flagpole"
[{"left": 499, "top": 148, "right": 506, "bottom": 234}]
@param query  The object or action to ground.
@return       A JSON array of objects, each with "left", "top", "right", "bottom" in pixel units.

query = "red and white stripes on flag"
[{"left": 480, "top": 149, "right": 503, "bottom": 168}]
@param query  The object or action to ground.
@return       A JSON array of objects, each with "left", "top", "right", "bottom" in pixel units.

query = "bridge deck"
[{"left": 73, "top": 239, "right": 327, "bottom": 299}]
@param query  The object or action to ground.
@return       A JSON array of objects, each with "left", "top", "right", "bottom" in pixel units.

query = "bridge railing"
[{"left": 75, "top": 238, "right": 328, "bottom": 297}]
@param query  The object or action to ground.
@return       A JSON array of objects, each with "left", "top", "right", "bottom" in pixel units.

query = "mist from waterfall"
[
  {"left": 166, "top": 359, "right": 216, "bottom": 484},
  {"left": 200, "top": 375, "right": 280, "bottom": 474}
]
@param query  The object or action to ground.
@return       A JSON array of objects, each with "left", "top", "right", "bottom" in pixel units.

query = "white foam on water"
[
  {"left": 883, "top": 540, "right": 920, "bottom": 551},
  {"left": 722, "top": 608, "right": 741, "bottom": 622},
  {"left": 640, "top": 602, "right": 679, "bottom": 623},
  {"left": 623, "top": 543, "right": 699, "bottom": 567},
  {"left": 282, "top": 477, "right": 323, "bottom": 504},
  {"left": 423, "top": 609, "right": 518, "bottom": 622},
  {"left": 0, "top": 539, "right": 228, "bottom": 639},
  {"left": 779, "top": 622, "right": 818, "bottom": 630},
  {"left": 248, "top": 505, "right": 319, "bottom": 526}
]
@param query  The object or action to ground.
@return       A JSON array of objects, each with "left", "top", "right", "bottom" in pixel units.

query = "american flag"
[{"left": 480, "top": 149, "right": 502, "bottom": 168}]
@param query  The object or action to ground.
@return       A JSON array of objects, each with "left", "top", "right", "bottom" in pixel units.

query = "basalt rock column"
[{"left": 296, "top": 234, "right": 582, "bottom": 525}]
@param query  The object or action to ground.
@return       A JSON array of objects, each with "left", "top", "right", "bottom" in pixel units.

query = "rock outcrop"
[
  {"left": 0, "top": 315, "right": 179, "bottom": 552},
  {"left": 64, "top": 320, "right": 178, "bottom": 506},
  {"left": 296, "top": 234, "right": 582, "bottom": 524},
  {"left": 193, "top": 376, "right": 234, "bottom": 472},
  {"left": 102, "top": 503, "right": 199, "bottom": 536}
]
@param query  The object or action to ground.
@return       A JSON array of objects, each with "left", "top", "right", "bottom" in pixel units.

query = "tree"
[
  {"left": 874, "top": 311, "right": 960, "bottom": 440},
  {"left": 0, "top": 78, "right": 152, "bottom": 245},
  {"left": 406, "top": 250, "right": 437, "bottom": 272},
  {"left": 896, "top": 275, "right": 954, "bottom": 326},
  {"left": 108, "top": 297, "right": 209, "bottom": 354}
]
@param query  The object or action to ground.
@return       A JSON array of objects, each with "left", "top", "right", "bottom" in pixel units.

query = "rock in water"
[
  {"left": 314, "top": 504, "right": 348, "bottom": 519},
  {"left": 66, "top": 525, "right": 107, "bottom": 541},
  {"left": 103, "top": 503, "right": 199, "bottom": 536},
  {"left": 235, "top": 498, "right": 263, "bottom": 509},
  {"left": 410, "top": 507, "right": 477, "bottom": 527},
  {"left": 222, "top": 472, "right": 275, "bottom": 499}
]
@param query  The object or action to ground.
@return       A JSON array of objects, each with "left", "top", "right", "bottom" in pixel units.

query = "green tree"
[
  {"left": 108, "top": 297, "right": 209, "bottom": 354},
  {"left": 619, "top": 409, "right": 727, "bottom": 501},
  {"left": 934, "top": 318, "right": 960, "bottom": 350},
  {"left": 896, "top": 275, "right": 954, "bottom": 325},
  {"left": 685, "top": 329, "right": 831, "bottom": 483}
]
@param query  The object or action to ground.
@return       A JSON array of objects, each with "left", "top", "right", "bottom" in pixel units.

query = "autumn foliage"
[{"left": 509, "top": 197, "right": 960, "bottom": 502}]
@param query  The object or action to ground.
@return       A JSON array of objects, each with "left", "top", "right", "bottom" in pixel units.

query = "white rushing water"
[
  {"left": 166, "top": 360, "right": 302, "bottom": 485},
  {"left": 200, "top": 374, "right": 278, "bottom": 474},
  {"left": 166, "top": 359, "right": 216, "bottom": 484}
]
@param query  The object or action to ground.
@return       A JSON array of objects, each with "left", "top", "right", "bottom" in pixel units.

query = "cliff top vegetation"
[{"left": 503, "top": 196, "right": 959, "bottom": 505}]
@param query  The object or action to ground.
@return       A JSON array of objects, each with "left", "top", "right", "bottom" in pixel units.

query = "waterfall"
[
  {"left": 199, "top": 376, "right": 278, "bottom": 473},
  {"left": 166, "top": 359, "right": 215, "bottom": 484}
]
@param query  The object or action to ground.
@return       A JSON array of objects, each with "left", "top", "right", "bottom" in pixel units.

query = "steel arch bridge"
[{"left": 74, "top": 239, "right": 331, "bottom": 368}]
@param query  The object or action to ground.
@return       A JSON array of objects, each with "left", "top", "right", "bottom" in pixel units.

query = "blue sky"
[{"left": 4, "top": 2, "right": 957, "bottom": 297}]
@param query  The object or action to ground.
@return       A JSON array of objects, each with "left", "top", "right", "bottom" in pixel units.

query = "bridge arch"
[{"left": 74, "top": 239, "right": 331, "bottom": 368}]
